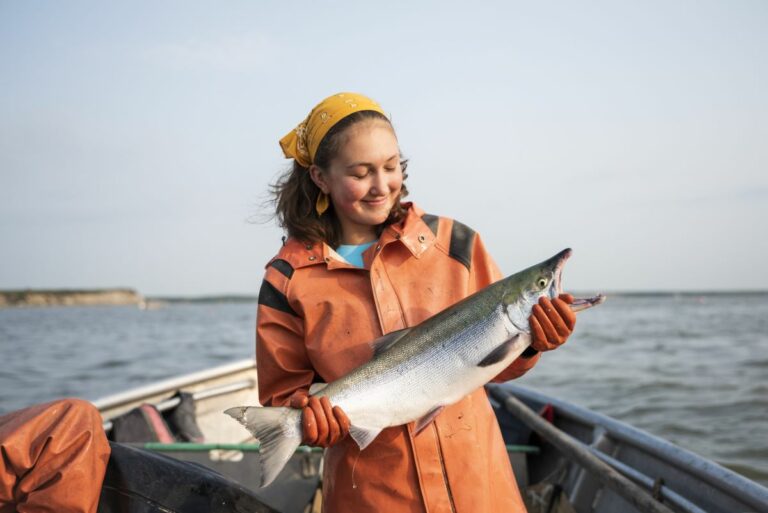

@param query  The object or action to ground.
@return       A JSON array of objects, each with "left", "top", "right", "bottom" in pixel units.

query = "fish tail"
[{"left": 224, "top": 405, "right": 302, "bottom": 487}]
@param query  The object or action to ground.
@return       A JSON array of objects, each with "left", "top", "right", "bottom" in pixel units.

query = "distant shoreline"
[
  {"left": 0, "top": 288, "right": 144, "bottom": 308},
  {"left": 0, "top": 289, "right": 260, "bottom": 308},
  {"left": 589, "top": 290, "right": 768, "bottom": 297},
  {"left": 1, "top": 288, "right": 766, "bottom": 309}
]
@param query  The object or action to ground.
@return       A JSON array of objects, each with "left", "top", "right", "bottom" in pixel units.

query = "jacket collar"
[
  {"left": 269, "top": 202, "right": 437, "bottom": 271},
  {"left": 380, "top": 202, "right": 437, "bottom": 259}
]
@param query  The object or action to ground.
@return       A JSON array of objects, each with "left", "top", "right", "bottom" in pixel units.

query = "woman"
[{"left": 257, "top": 92, "right": 576, "bottom": 512}]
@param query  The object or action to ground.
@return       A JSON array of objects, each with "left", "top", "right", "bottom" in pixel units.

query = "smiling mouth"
[{"left": 363, "top": 197, "right": 388, "bottom": 205}]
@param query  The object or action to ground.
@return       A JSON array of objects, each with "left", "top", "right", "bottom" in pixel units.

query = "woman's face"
[{"left": 311, "top": 119, "right": 403, "bottom": 244}]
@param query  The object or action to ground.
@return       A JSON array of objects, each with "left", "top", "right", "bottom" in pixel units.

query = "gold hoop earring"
[{"left": 316, "top": 192, "right": 329, "bottom": 216}]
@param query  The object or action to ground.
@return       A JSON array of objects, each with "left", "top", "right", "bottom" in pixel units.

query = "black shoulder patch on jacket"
[
  {"left": 421, "top": 214, "right": 440, "bottom": 237},
  {"left": 269, "top": 258, "right": 294, "bottom": 279},
  {"left": 449, "top": 220, "right": 475, "bottom": 270},
  {"left": 258, "top": 279, "right": 298, "bottom": 317}
]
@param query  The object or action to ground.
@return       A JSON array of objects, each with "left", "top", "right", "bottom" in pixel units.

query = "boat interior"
[{"left": 94, "top": 359, "right": 768, "bottom": 513}]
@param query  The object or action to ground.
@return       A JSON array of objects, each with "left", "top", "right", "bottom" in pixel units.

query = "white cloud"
[{"left": 146, "top": 32, "right": 277, "bottom": 73}]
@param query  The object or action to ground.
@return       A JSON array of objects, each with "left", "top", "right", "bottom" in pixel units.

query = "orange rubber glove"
[
  {"left": 529, "top": 293, "right": 576, "bottom": 352},
  {"left": 289, "top": 391, "right": 351, "bottom": 447}
]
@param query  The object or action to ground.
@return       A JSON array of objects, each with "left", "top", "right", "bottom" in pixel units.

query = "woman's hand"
[
  {"left": 289, "top": 391, "right": 350, "bottom": 447},
  {"left": 529, "top": 293, "right": 576, "bottom": 351}
]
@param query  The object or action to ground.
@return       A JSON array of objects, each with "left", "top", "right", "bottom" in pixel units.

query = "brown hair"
[{"left": 270, "top": 110, "right": 409, "bottom": 248}]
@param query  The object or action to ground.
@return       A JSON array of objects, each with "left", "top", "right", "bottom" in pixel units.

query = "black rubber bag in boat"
[
  {"left": 97, "top": 442, "right": 280, "bottom": 513},
  {"left": 163, "top": 391, "right": 205, "bottom": 443}
]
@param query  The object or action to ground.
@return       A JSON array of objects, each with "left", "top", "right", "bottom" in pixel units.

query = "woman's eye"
[{"left": 537, "top": 278, "right": 548, "bottom": 289}]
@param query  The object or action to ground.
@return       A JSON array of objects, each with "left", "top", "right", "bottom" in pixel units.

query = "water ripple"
[{"left": 1, "top": 295, "right": 767, "bottom": 487}]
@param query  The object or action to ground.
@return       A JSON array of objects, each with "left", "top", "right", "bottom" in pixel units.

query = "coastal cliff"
[{"left": 0, "top": 289, "right": 144, "bottom": 308}]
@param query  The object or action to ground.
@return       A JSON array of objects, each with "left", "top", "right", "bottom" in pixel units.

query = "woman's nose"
[{"left": 370, "top": 170, "right": 388, "bottom": 195}]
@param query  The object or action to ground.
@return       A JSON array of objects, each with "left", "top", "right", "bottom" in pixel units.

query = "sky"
[{"left": 1, "top": 1, "right": 766, "bottom": 295}]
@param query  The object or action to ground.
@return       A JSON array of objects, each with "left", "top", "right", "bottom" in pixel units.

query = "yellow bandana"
[{"left": 279, "top": 92, "right": 387, "bottom": 167}]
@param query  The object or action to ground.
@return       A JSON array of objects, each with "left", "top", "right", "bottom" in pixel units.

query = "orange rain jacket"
[
  {"left": 257, "top": 203, "right": 540, "bottom": 513},
  {"left": 0, "top": 398, "right": 110, "bottom": 513}
]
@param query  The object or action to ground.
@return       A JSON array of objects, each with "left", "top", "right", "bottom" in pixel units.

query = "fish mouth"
[
  {"left": 552, "top": 248, "right": 572, "bottom": 297},
  {"left": 551, "top": 248, "right": 606, "bottom": 312}
]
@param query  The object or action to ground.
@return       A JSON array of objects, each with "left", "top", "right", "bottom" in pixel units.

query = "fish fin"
[
  {"left": 478, "top": 334, "right": 521, "bottom": 367},
  {"left": 308, "top": 383, "right": 327, "bottom": 395},
  {"left": 224, "top": 406, "right": 302, "bottom": 488},
  {"left": 413, "top": 406, "right": 445, "bottom": 435},
  {"left": 370, "top": 328, "right": 411, "bottom": 357},
  {"left": 349, "top": 424, "right": 383, "bottom": 450}
]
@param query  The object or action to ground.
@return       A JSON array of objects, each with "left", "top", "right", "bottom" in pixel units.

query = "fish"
[{"left": 225, "top": 248, "right": 605, "bottom": 487}]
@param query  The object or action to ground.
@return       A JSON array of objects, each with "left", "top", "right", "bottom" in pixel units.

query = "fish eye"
[{"left": 537, "top": 278, "right": 548, "bottom": 289}]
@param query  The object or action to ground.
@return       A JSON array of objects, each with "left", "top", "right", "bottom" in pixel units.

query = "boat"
[{"left": 93, "top": 359, "right": 768, "bottom": 513}]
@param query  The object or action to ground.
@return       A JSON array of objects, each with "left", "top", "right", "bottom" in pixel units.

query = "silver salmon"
[{"left": 225, "top": 248, "right": 604, "bottom": 487}]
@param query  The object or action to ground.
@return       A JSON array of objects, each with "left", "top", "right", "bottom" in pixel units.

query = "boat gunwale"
[
  {"left": 92, "top": 358, "right": 256, "bottom": 412},
  {"left": 491, "top": 382, "right": 768, "bottom": 511}
]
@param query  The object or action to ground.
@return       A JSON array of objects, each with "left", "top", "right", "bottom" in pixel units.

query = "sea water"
[{"left": 1, "top": 293, "right": 766, "bottom": 486}]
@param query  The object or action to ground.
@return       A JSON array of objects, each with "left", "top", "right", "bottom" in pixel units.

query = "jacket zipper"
[{"left": 432, "top": 423, "right": 457, "bottom": 513}]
